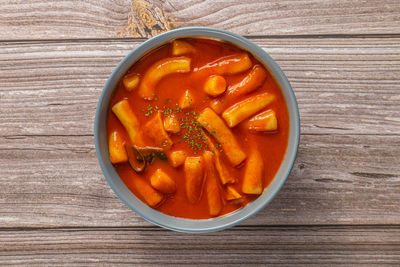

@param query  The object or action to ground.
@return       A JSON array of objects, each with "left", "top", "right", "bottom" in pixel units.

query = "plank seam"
[
  {"left": 0, "top": 224, "right": 399, "bottom": 232},
  {"left": 1, "top": 33, "right": 400, "bottom": 44}
]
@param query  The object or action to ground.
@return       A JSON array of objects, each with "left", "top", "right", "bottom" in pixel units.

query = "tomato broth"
[{"left": 106, "top": 38, "right": 289, "bottom": 219}]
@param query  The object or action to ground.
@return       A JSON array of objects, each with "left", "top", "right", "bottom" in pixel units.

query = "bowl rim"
[{"left": 94, "top": 27, "right": 300, "bottom": 233}]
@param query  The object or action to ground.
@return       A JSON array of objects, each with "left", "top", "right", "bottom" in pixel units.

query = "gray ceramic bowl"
[{"left": 95, "top": 27, "right": 300, "bottom": 233}]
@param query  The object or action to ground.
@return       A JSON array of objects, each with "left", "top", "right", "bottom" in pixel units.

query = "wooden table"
[{"left": 1, "top": 0, "right": 399, "bottom": 265}]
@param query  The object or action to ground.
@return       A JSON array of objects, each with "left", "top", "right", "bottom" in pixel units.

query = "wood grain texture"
[
  {"left": 1, "top": 1, "right": 399, "bottom": 264},
  {"left": 0, "top": 134, "right": 399, "bottom": 227},
  {"left": 1, "top": 38, "right": 399, "bottom": 136},
  {"left": 0, "top": 0, "right": 399, "bottom": 40},
  {"left": 0, "top": 37, "right": 399, "bottom": 227},
  {"left": 0, "top": 226, "right": 399, "bottom": 265}
]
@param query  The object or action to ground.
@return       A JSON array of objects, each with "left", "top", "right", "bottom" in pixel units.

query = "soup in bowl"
[{"left": 95, "top": 27, "right": 299, "bottom": 232}]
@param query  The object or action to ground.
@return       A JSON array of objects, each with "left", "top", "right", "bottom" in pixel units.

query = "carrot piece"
[
  {"left": 163, "top": 114, "right": 181, "bottom": 133},
  {"left": 122, "top": 73, "right": 140, "bottom": 91},
  {"left": 150, "top": 169, "right": 176, "bottom": 194},
  {"left": 108, "top": 131, "right": 128, "bottom": 164},
  {"left": 210, "top": 65, "right": 267, "bottom": 114},
  {"left": 195, "top": 53, "right": 252, "bottom": 75},
  {"left": 144, "top": 111, "right": 173, "bottom": 150},
  {"left": 184, "top": 156, "right": 204, "bottom": 204},
  {"left": 138, "top": 57, "right": 191, "bottom": 100},
  {"left": 132, "top": 177, "right": 164, "bottom": 207},
  {"left": 203, "top": 151, "right": 223, "bottom": 216},
  {"left": 204, "top": 75, "right": 227, "bottom": 96},
  {"left": 224, "top": 185, "right": 244, "bottom": 204},
  {"left": 112, "top": 99, "right": 144, "bottom": 146},
  {"left": 179, "top": 89, "right": 195, "bottom": 109},
  {"left": 169, "top": 150, "right": 187, "bottom": 168},
  {"left": 197, "top": 108, "right": 246, "bottom": 166},
  {"left": 222, "top": 92, "right": 275, "bottom": 128},
  {"left": 246, "top": 109, "right": 278, "bottom": 132},
  {"left": 172, "top": 39, "right": 195, "bottom": 56},
  {"left": 242, "top": 147, "right": 264, "bottom": 195}
]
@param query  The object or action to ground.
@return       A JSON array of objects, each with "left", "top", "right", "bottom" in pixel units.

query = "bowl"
[{"left": 94, "top": 27, "right": 300, "bottom": 233}]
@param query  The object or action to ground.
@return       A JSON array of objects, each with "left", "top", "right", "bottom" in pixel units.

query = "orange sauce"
[{"left": 106, "top": 38, "right": 289, "bottom": 219}]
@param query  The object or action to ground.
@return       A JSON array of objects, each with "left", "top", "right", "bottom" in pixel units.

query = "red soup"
[{"left": 107, "top": 38, "right": 289, "bottom": 219}]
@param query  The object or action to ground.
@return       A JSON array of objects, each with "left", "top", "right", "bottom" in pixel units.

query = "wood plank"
[
  {"left": 0, "top": 38, "right": 399, "bottom": 227},
  {"left": 0, "top": 134, "right": 399, "bottom": 227},
  {"left": 0, "top": 38, "right": 399, "bottom": 136},
  {"left": 0, "top": 226, "right": 399, "bottom": 265},
  {"left": 0, "top": 0, "right": 399, "bottom": 40}
]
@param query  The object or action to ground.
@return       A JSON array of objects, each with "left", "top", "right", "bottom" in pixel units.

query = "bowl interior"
[{"left": 94, "top": 27, "right": 300, "bottom": 233}]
